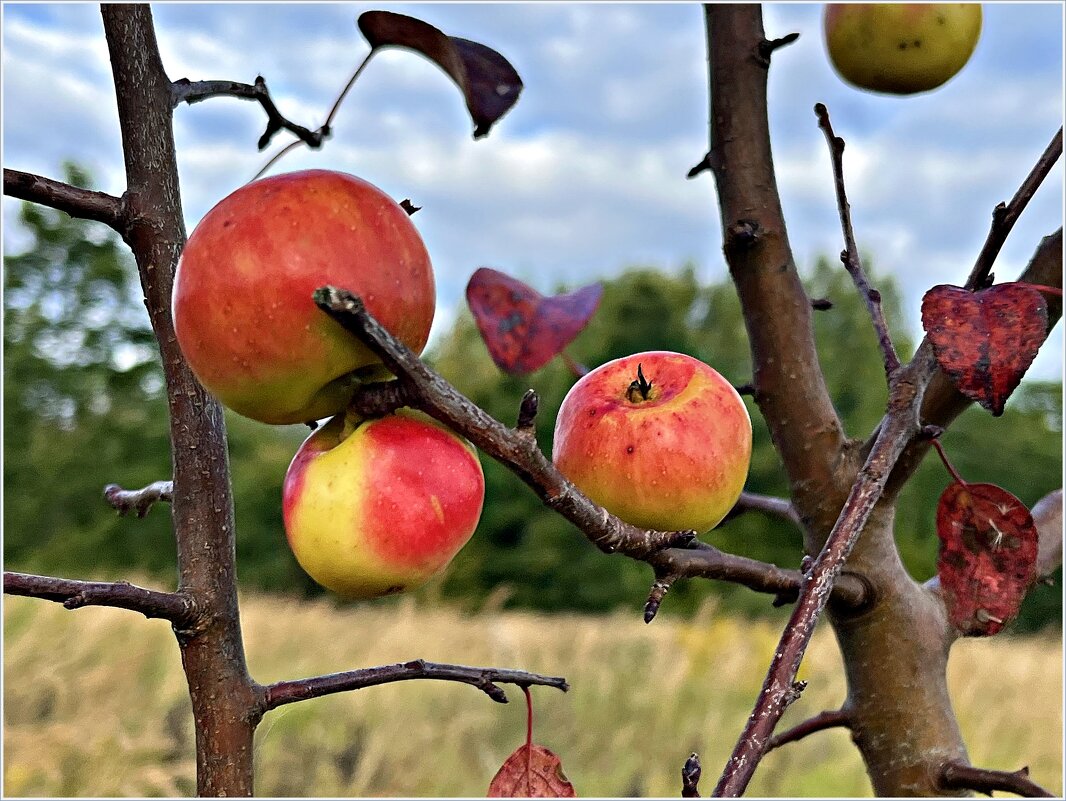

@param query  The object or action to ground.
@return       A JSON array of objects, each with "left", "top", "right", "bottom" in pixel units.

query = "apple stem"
[
  {"left": 523, "top": 685, "right": 534, "bottom": 792},
  {"left": 626, "top": 363, "right": 653, "bottom": 403}
]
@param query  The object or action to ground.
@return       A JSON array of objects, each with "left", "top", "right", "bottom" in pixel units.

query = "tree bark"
[{"left": 101, "top": 5, "right": 259, "bottom": 795}]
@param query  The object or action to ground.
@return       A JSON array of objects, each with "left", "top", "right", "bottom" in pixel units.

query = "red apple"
[
  {"left": 282, "top": 408, "right": 485, "bottom": 598},
  {"left": 552, "top": 351, "right": 752, "bottom": 532},
  {"left": 173, "top": 169, "right": 435, "bottom": 425}
]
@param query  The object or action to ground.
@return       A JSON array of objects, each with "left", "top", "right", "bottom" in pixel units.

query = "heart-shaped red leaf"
[
  {"left": 921, "top": 282, "right": 1048, "bottom": 416},
  {"left": 488, "top": 744, "right": 576, "bottom": 798},
  {"left": 936, "top": 482, "right": 1038, "bottom": 636},
  {"left": 466, "top": 267, "right": 602, "bottom": 375}
]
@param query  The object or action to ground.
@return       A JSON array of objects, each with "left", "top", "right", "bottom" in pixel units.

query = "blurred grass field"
[{"left": 4, "top": 590, "right": 1062, "bottom": 797}]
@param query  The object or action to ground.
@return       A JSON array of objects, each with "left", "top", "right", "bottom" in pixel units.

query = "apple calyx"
[{"left": 626, "top": 363, "right": 656, "bottom": 403}]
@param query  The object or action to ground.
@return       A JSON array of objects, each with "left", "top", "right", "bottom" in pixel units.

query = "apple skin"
[
  {"left": 824, "top": 4, "right": 982, "bottom": 95},
  {"left": 552, "top": 351, "right": 752, "bottom": 533},
  {"left": 282, "top": 408, "right": 485, "bottom": 599},
  {"left": 173, "top": 169, "right": 435, "bottom": 425}
]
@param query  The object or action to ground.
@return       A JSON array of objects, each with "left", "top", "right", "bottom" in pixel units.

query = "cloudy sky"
[{"left": 3, "top": 3, "right": 1063, "bottom": 379}]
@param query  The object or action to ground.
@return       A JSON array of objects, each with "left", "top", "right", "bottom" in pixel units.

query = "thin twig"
[
  {"left": 262, "top": 659, "right": 568, "bottom": 711},
  {"left": 104, "top": 480, "right": 174, "bottom": 517},
  {"left": 721, "top": 491, "right": 802, "bottom": 529},
  {"left": 171, "top": 76, "right": 325, "bottom": 150},
  {"left": 815, "top": 103, "right": 900, "bottom": 378},
  {"left": 643, "top": 571, "right": 678, "bottom": 623},
  {"left": 939, "top": 762, "right": 1054, "bottom": 798},
  {"left": 765, "top": 708, "right": 850, "bottom": 753},
  {"left": 966, "top": 127, "right": 1063, "bottom": 291},
  {"left": 321, "top": 287, "right": 869, "bottom": 611},
  {"left": 756, "top": 32, "right": 800, "bottom": 66},
  {"left": 3, "top": 571, "right": 197, "bottom": 625},
  {"left": 4, "top": 168, "right": 126, "bottom": 233}
]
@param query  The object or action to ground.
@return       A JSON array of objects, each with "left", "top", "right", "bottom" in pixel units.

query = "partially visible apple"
[
  {"left": 824, "top": 4, "right": 982, "bottom": 95},
  {"left": 282, "top": 408, "right": 484, "bottom": 599},
  {"left": 173, "top": 169, "right": 435, "bottom": 425},
  {"left": 552, "top": 351, "right": 752, "bottom": 533}
]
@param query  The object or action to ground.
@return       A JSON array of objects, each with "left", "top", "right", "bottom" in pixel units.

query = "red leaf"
[
  {"left": 921, "top": 282, "right": 1048, "bottom": 416},
  {"left": 487, "top": 744, "right": 576, "bottom": 798},
  {"left": 466, "top": 268, "right": 602, "bottom": 375},
  {"left": 936, "top": 482, "right": 1038, "bottom": 636}
]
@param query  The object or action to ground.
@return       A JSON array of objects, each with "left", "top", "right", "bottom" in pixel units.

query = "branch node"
[
  {"left": 726, "top": 219, "right": 760, "bottom": 250},
  {"left": 756, "top": 32, "right": 801, "bottom": 66},
  {"left": 644, "top": 572, "right": 678, "bottom": 623},
  {"left": 682, "top": 752, "right": 702, "bottom": 798},
  {"left": 810, "top": 297, "right": 834, "bottom": 311},
  {"left": 516, "top": 389, "right": 539, "bottom": 434}
]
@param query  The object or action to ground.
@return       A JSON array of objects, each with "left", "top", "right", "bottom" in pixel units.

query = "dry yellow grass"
[{"left": 4, "top": 591, "right": 1062, "bottom": 797}]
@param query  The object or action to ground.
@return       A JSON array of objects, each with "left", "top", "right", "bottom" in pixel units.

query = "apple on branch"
[
  {"left": 823, "top": 4, "right": 983, "bottom": 95},
  {"left": 173, "top": 169, "right": 435, "bottom": 425},
  {"left": 283, "top": 408, "right": 485, "bottom": 599},
  {"left": 552, "top": 351, "right": 752, "bottom": 533}
]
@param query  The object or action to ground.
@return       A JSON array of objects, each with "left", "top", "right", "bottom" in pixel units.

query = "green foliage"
[{"left": 4, "top": 173, "right": 1061, "bottom": 630}]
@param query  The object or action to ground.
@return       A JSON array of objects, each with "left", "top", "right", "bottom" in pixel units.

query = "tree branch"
[
  {"left": 682, "top": 753, "right": 703, "bottom": 798},
  {"left": 104, "top": 480, "right": 174, "bottom": 517},
  {"left": 814, "top": 103, "right": 900, "bottom": 378},
  {"left": 320, "top": 288, "right": 869, "bottom": 612},
  {"left": 171, "top": 76, "right": 326, "bottom": 151},
  {"left": 764, "top": 708, "right": 850, "bottom": 753},
  {"left": 722, "top": 491, "right": 802, "bottom": 528},
  {"left": 703, "top": 6, "right": 850, "bottom": 540},
  {"left": 939, "top": 762, "right": 1055, "bottom": 798},
  {"left": 4, "top": 571, "right": 198, "bottom": 626},
  {"left": 3, "top": 167, "right": 126, "bottom": 233},
  {"left": 966, "top": 127, "right": 1063, "bottom": 291},
  {"left": 262, "top": 659, "right": 568, "bottom": 711},
  {"left": 1032, "top": 489, "right": 1063, "bottom": 579}
]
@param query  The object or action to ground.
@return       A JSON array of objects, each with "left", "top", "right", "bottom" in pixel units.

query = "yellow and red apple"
[
  {"left": 824, "top": 4, "right": 983, "bottom": 95},
  {"left": 552, "top": 351, "right": 752, "bottom": 533},
  {"left": 283, "top": 408, "right": 485, "bottom": 598},
  {"left": 173, "top": 169, "right": 435, "bottom": 425}
]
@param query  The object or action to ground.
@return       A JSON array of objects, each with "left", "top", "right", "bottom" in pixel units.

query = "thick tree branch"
[
  {"left": 104, "top": 480, "right": 174, "bottom": 517},
  {"left": 262, "top": 659, "right": 568, "bottom": 711},
  {"left": 4, "top": 571, "right": 198, "bottom": 626},
  {"left": 3, "top": 167, "right": 126, "bottom": 232},
  {"left": 815, "top": 103, "right": 900, "bottom": 378},
  {"left": 171, "top": 76, "right": 326, "bottom": 151},
  {"left": 702, "top": 6, "right": 850, "bottom": 540},
  {"left": 321, "top": 288, "right": 869, "bottom": 612},
  {"left": 939, "top": 762, "right": 1055, "bottom": 798},
  {"left": 764, "top": 708, "right": 850, "bottom": 753}
]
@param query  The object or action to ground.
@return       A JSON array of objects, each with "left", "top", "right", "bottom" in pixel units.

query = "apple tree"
[{"left": 3, "top": 3, "right": 1063, "bottom": 797}]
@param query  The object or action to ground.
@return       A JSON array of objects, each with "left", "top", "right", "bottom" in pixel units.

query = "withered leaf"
[
  {"left": 487, "top": 744, "right": 577, "bottom": 798},
  {"left": 936, "top": 482, "right": 1038, "bottom": 636},
  {"left": 358, "top": 11, "right": 523, "bottom": 138},
  {"left": 466, "top": 268, "right": 602, "bottom": 375},
  {"left": 921, "top": 282, "right": 1049, "bottom": 416}
]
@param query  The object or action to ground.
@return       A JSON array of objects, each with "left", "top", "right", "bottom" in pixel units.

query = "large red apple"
[
  {"left": 173, "top": 169, "right": 435, "bottom": 425},
  {"left": 282, "top": 408, "right": 485, "bottom": 598},
  {"left": 552, "top": 351, "right": 752, "bottom": 533}
]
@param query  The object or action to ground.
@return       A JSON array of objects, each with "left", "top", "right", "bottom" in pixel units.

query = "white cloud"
[{"left": 3, "top": 2, "right": 1062, "bottom": 390}]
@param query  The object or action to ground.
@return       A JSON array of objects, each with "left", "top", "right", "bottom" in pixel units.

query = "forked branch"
[
  {"left": 171, "top": 76, "right": 326, "bottom": 151},
  {"left": 262, "top": 659, "right": 568, "bottom": 710},
  {"left": 4, "top": 571, "right": 197, "bottom": 626},
  {"left": 939, "top": 761, "right": 1055, "bottom": 798},
  {"left": 815, "top": 103, "right": 900, "bottom": 378},
  {"left": 317, "top": 288, "right": 868, "bottom": 611}
]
